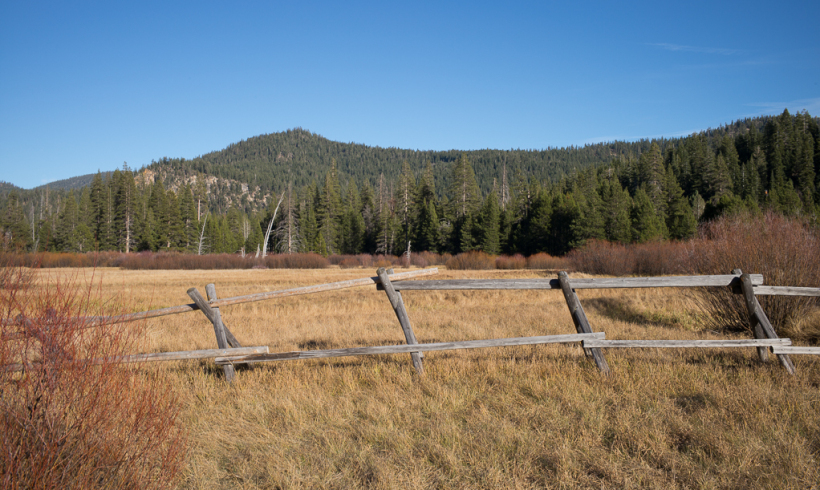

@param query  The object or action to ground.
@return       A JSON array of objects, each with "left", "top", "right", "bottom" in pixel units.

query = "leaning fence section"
[{"left": 4, "top": 267, "right": 819, "bottom": 381}]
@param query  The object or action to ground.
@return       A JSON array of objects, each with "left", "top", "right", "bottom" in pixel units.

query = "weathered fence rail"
[
  {"left": 4, "top": 346, "right": 271, "bottom": 373},
  {"left": 215, "top": 333, "right": 605, "bottom": 365},
  {"left": 378, "top": 274, "right": 765, "bottom": 291}
]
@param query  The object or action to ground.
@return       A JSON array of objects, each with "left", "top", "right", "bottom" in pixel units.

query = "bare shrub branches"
[{"left": 0, "top": 262, "right": 186, "bottom": 489}]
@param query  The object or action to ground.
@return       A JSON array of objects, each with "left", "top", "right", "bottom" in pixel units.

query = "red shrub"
[
  {"left": 445, "top": 251, "right": 496, "bottom": 270},
  {"left": 374, "top": 257, "right": 393, "bottom": 269},
  {"left": 527, "top": 252, "right": 570, "bottom": 271},
  {"left": 496, "top": 254, "right": 527, "bottom": 270},
  {"left": 689, "top": 211, "right": 820, "bottom": 337},
  {"left": 338, "top": 258, "right": 360, "bottom": 269},
  {"left": 264, "top": 253, "right": 329, "bottom": 269},
  {"left": 0, "top": 264, "right": 186, "bottom": 489},
  {"left": 417, "top": 251, "right": 449, "bottom": 266}
]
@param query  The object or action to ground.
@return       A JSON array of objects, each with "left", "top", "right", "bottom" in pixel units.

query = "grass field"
[{"left": 25, "top": 267, "right": 820, "bottom": 489}]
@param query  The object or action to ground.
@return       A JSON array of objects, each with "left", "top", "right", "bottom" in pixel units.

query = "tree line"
[{"left": 1, "top": 109, "right": 818, "bottom": 256}]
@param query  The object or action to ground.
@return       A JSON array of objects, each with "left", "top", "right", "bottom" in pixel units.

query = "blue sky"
[{"left": 1, "top": 0, "right": 818, "bottom": 189}]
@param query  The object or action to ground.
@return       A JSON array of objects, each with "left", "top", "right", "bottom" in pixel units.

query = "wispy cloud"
[{"left": 649, "top": 43, "right": 742, "bottom": 56}]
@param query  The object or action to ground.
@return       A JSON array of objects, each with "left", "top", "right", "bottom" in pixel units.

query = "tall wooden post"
[
  {"left": 737, "top": 272, "right": 795, "bottom": 374},
  {"left": 377, "top": 267, "right": 424, "bottom": 374},
  {"left": 558, "top": 271, "right": 610, "bottom": 374}
]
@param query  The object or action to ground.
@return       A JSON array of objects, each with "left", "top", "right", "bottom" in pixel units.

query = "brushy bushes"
[
  {"left": 689, "top": 211, "right": 820, "bottom": 339},
  {"left": 567, "top": 240, "right": 692, "bottom": 276},
  {"left": 526, "top": 252, "right": 571, "bottom": 271},
  {"left": 496, "top": 254, "right": 527, "bottom": 270},
  {"left": 445, "top": 251, "right": 496, "bottom": 270},
  {"left": 0, "top": 252, "right": 127, "bottom": 268},
  {"left": 117, "top": 252, "right": 329, "bottom": 270},
  {"left": 0, "top": 263, "right": 186, "bottom": 489},
  {"left": 264, "top": 253, "right": 329, "bottom": 269}
]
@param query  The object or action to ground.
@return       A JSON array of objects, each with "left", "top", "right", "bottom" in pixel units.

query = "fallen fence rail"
[
  {"left": 3, "top": 346, "right": 271, "bottom": 372},
  {"left": 582, "top": 339, "right": 791, "bottom": 349},
  {"left": 215, "top": 333, "right": 605, "bottom": 365}
]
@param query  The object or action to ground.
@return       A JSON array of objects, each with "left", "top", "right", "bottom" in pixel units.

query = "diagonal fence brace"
[{"left": 377, "top": 267, "right": 424, "bottom": 375}]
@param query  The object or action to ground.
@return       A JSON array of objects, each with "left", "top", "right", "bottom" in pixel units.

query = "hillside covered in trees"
[{"left": 1, "top": 109, "right": 818, "bottom": 258}]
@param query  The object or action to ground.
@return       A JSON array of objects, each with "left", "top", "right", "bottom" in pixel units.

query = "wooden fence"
[{"left": 4, "top": 267, "right": 819, "bottom": 379}]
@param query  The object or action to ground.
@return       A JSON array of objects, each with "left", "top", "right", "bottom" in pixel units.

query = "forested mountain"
[
  {"left": 32, "top": 171, "right": 114, "bottom": 191},
  {"left": 0, "top": 182, "right": 21, "bottom": 193},
  {"left": 2, "top": 109, "right": 818, "bottom": 258}
]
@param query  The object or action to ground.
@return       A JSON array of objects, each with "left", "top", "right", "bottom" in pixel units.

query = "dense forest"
[{"left": 1, "top": 109, "right": 818, "bottom": 257}]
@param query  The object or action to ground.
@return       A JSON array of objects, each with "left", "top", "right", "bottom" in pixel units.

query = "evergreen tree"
[
  {"left": 414, "top": 199, "right": 439, "bottom": 252},
  {"left": 477, "top": 190, "right": 500, "bottom": 254},
  {"left": 1, "top": 191, "right": 32, "bottom": 251},
  {"left": 178, "top": 184, "right": 198, "bottom": 251},
  {"left": 395, "top": 161, "right": 416, "bottom": 254},
  {"left": 318, "top": 160, "right": 342, "bottom": 254},
  {"left": 113, "top": 165, "right": 137, "bottom": 253},
  {"left": 638, "top": 143, "right": 665, "bottom": 215},
  {"left": 664, "top": 166, "right": 697, "bottom": 240},
  {"left": 600, "top": 179, "right": 632, "bottom": 243},
  {"left": 274, "top": 182, "right": 303, "bottom": 254},
  {"left": 631, "top": 188, "right": 664, "bottom": 243},
  {"left": 449, "top": 154, "right": 481, "bottom": 219}
]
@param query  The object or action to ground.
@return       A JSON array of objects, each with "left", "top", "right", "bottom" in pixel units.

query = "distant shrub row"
[
  {"left": 0, "top": 251, "right": 330, "bottom": 270},
  {"left": 0, "top": 250, "right": 572, "bottom": 271}
]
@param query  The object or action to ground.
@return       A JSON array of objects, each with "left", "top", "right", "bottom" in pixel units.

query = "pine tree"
[
  {"left": 664, "top": 166, "right": 696, "bottom": 240},
  {"left": 113, "top": 164, "right": 137, "bottom": 253},
  {"left": 631, "top": 188, "right": 664, "bottom": 243},
  {"left": 1, "top": 191, "right": 32, "bottom": 251},
  {"left": 600, "top": 179, "right": 632, "bottom": 243},
  {"left": 477, "top": 190, "right": 500, "bottom": 254},
  {"left": 89, "top": 171, "right": 112, "bottom": 249},
  {"left": 318, "top": 160, "right": 342, "bottom": 254},
  {"left": 178, "top": 184, "right": 198, "bottom": 251},
  {"left": 396, "top": 161, "right": 416, "bottom": 254},
  {"left": 274, "top": 182, "right": 302, "bottom": 254},
  {"left": 449, "top": 154, "right": 481, "bottom": 219},
  {"left": 166, "top": 190, "right": 184, "bottom": 249},
  {"left": 638, "top": 142, "right": 665, "bottom": 215},
  {"left": 414, "top": 199, "right": 439, "bottom": 252},
  {"left": 569, "top": 181, "right": 605, "bottom": 248}
]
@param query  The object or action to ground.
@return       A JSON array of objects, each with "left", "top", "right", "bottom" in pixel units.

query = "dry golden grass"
[{"left": 24, "top": 267, "right": 820, "bottom": 489}]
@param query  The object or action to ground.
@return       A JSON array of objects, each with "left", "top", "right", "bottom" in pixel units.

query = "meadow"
[{"left": 15, "top": 265, "right": 820, "bottom": 489}]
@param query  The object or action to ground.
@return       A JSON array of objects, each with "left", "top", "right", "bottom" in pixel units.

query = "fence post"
[
  {"left": 205, "top": 284, "right": 242, "bottom": 348},
  {"left": 558, "top": 271, "right": 610, "bottom": 374},
  {"left": 377, "top": 267, "right": 424, "bottom": 375},
  {"left": 187, "top": 287, "right": 236, "bottom": 382},
  {"left": 737, "top": 272, "right": 795, "bottom": 375}
]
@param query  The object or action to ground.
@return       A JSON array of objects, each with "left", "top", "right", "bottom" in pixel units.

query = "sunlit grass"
[{"left": 28, "top": 267, "right": 820, "bottom": 488}]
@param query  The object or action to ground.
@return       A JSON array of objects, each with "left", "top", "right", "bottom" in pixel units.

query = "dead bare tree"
[
  {"left": 262, "top": 192, "right": 285, "bottom": 258},
  {"left": 197, "top": 212, "right": 209, "bottom": 256}
]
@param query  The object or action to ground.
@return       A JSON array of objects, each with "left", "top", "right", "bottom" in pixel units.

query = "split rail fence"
[{"left": 4, "top": 267, "right": 820, "bottom": 380}]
